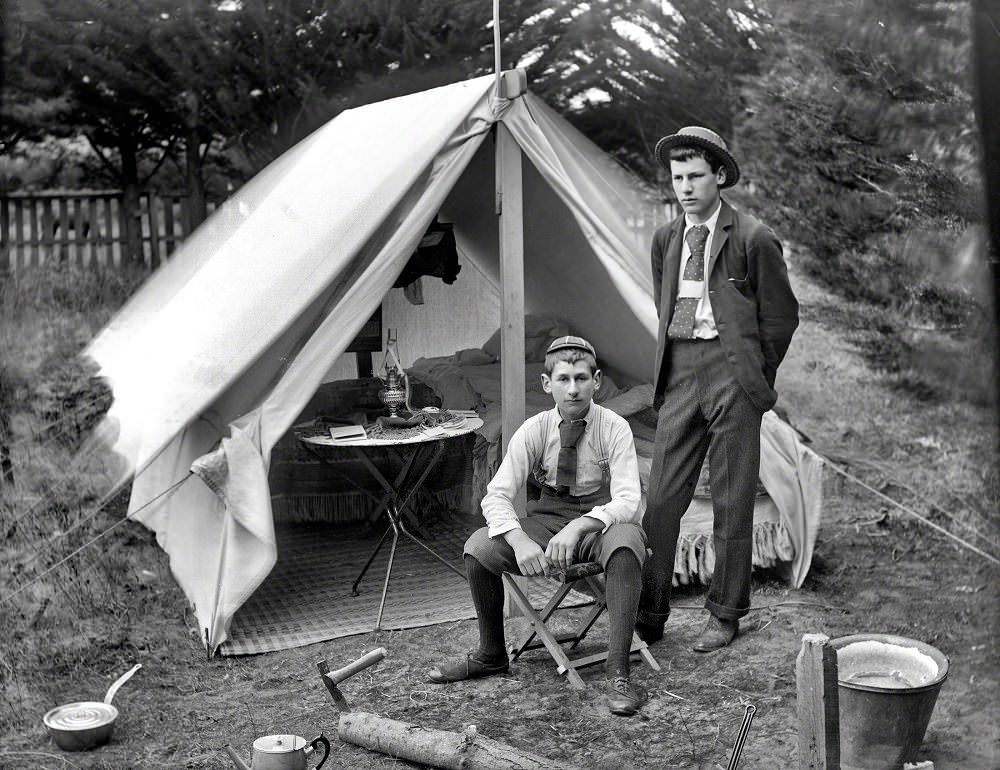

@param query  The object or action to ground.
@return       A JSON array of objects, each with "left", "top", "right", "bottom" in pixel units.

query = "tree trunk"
[
  {"left": 119, "top": 133, "right": 142, "bottom": 264},
  {"left": 0, "top": 409, "right": 13, "bottom": 486},
  {"left": 185, "top": 126, "right": 207, "bottom": 230},
  {"left": 337, "top": 712, "right": 575, "bottom": 770}
]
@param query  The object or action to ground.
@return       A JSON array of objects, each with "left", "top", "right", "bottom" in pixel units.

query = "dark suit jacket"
[{"left": 651, "top": 199, "right": 799, "bottom": 412}]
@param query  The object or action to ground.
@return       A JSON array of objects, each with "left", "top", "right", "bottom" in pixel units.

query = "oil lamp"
[{"left": 377, "top": 330, "right": 409, "bottom": 417}]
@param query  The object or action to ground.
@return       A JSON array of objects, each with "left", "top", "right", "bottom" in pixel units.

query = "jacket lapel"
[
  {"left": 661, "top": 215, "right": 685, "bottom": 323},
  {"left": 707, "top": 199, "right": 733, "bottom": 281}
]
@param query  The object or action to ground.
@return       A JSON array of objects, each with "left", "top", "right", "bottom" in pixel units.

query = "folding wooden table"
[{"left": 299, "top": 417, "right": 482, "bottom": 631}]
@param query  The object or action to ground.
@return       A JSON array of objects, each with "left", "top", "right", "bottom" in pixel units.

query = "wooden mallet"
[{"left": 317, "top": 648, "right": 387, "bottom": 713}]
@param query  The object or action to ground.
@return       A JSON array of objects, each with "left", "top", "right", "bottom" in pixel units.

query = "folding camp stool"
[{"left": 501, "top": 561, "right": 661, "bottom": 690}]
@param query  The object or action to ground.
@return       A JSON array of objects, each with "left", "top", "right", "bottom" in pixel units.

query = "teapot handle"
[{"left": 306, "top": 733, "right": 331, "bottom": 769}]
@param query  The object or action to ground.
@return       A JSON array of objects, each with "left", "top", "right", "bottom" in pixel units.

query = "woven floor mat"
[{"left": 219, "top": 520, "right": 593, "bottom": 656}]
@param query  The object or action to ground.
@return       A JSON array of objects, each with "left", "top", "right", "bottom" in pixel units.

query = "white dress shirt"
[
  {"left": 480, "top": 403, "right": 642, "bottom": 538},
  {"left": 676, "top": 201, "right": 723, "bottom": 339}
]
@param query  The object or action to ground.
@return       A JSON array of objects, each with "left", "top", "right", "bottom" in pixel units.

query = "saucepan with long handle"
[{"left": 44, "top": 663, "right": 142, "bottom": 751}]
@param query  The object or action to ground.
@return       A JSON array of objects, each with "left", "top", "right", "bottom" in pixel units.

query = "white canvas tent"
[{"left": 85, "top": 74, "right": 821, "bottom": 653}]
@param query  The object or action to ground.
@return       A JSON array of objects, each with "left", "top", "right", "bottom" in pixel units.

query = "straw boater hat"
[{"left": 654, "top": 126, "right": 741, "bottom": 188}]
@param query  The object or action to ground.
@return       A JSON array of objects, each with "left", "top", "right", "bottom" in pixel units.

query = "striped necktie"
[
  {"left": 666, "top": 224, "right": 709, "bottom": 340},
  {"left": 555, "top": 419, "right": 587, "bottom": 496}
]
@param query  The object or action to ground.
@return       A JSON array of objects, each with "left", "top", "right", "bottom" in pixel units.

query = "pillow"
[
  {"left": 455, "top": 347, "right": 496, "bottom": 365},
  {"left": 597, "top": 383, "right": 653, "bottom": 416},
  {"left": 592, "top": 371, "right": 622, "bottom": 403},
  {"left": 463, "top": 364, "right": 503, "bottom": 406},
  {"left": 481, "top": 316, "right": 571, "bottom": 362},
  {"left": 407, "top": 359, "right": 481, "bottom": 410}
]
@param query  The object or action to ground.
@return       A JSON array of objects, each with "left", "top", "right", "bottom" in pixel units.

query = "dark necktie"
[
  {"left": 555, "top": 419, "right": 587, "bottom": 496},
  {"left": 666, "top": 224, "right": 710, "bottom": 340}
]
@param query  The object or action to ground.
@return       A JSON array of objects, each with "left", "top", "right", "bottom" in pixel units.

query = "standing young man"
[{"left": 637, "top": 127, "right": 798, "bottom": 651}]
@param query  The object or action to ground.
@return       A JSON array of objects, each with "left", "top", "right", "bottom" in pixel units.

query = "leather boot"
[
  {"left": 635, "top": 619, "right": 664, "bottom": 644},
  {"left": 604, "top": 676, "right": 648, "bottom": 716},
  {"left": 692, "top": 615, "right": 738, "bottom": 652}
]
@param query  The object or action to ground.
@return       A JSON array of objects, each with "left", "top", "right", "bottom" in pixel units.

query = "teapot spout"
[{"left": 224, "top": 745, "right": 251, "bottom": 770}]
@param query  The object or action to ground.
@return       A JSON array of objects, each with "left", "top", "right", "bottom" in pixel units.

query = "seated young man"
[{"left": 427, "top": 336, "right": 648, "bottom": 716}]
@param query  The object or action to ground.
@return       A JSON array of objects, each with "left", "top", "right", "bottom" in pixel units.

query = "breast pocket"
[
  {"left": 726, "top": 276, "right": 754, "bottom": 300},
  {"left": 724, "top": 242, "right": 748, "bottom": 273}
]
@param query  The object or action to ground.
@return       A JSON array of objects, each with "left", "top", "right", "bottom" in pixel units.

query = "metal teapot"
[{"left": 225, "top": 734, "right": 330, "bottom": 770}]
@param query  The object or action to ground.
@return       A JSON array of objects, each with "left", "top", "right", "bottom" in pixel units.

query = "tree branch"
[
  {"left": 85, "top": 133, "right": 121, "bottom": 179},
  {"left": 139, "top": 135, "right": 178, "bottom": 186}
]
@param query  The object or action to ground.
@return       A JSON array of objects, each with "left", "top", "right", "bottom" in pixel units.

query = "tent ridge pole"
[{"left": 493, "top": 0, "right": 502, "bottom": 95}]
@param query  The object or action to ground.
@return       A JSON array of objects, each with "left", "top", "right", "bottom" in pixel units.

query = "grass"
[
  {"left": 0, "top": 235, "right": 997, "bottom": 768},
  {"left": 0, "top": 262, "right": 159, "bottom": 747}
]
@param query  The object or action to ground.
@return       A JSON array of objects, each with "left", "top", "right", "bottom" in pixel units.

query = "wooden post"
[
  {"left": 104, "top": 195, "right": 117, "bottom": 266},
  {"left": 148, "top": 193, "right": 162, "bottom": 268},
  {"left": 87, "top": 197, "right": 98, "bottom": 265},
  {"left": 163, "top": 196, "right": 176, "bottom": 257},
  {"left": 1, "top": 196, "right": 10, "bottom": 271},
  {"left": 58, "top": 196, "right": 69, "bottom": 262},
  {"left": 13, "top": 199, "right": 25, "bottom": 270},
  {"left": 72, "top": 196, "right": 85, "bottom": 265},
  {"left": 797, "top": 633, "right": 841, "bottom": 770},
  {"left": 496, "top": 109, "right": 527, "bottom": 617},
  {"left": 496, "top": 123, "right": 525, "bottom": 498},
  {"left": 28, "top": 198, "right": 40, "bottom": 266}
]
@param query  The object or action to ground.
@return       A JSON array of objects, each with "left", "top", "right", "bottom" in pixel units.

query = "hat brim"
[{"left": 655, "top": 134, "right": 740, "bottom": 189}]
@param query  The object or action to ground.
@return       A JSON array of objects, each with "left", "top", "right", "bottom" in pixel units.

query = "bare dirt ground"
[{"left": 1, "top": 264, "right": 997, "bottom": 770}]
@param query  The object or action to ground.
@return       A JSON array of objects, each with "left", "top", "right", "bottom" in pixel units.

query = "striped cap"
[{"left": 546, "top": 335, "right": 596, "bottom": 357}]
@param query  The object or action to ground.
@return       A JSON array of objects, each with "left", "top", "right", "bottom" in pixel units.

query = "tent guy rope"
[
  {"left": 817, "top": 452, "right": 1000, "bottom": 565},
  {"left": 5, "top": 406, "right": 194, "bottom": 537},
  {"left": 1, "top": 471, "right": 194, "bottom": 604},
  {"left": 822, "top": 448, "right": 1000, "bottom": 543}
]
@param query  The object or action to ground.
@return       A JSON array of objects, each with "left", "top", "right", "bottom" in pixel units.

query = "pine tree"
[
  {"left": 6, "top": 0, "right": 765, "bottom": 222},
  {"left": 8, "top": 0, "right": 185, "bottom": 260},
  {"left": 519, "top": 0, "right": 764, "bottom": 184}
]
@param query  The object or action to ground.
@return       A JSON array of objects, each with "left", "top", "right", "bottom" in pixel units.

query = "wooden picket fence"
[
  {"left": 0, "top": 190, "right": 216, "bottom": 271},
  {"left": 1, "top": 189, "right": 675, "bottom": 273}
]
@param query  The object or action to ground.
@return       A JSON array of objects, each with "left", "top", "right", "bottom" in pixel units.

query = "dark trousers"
[
  {"left": 638, "top": 338, "right": 763, "bottom": 624},
  {"left": 464, "top": 489, "right": 645, "bottom": 674},
  {"left": 464, "top": 488, "right": 647, "bottom": 574}
]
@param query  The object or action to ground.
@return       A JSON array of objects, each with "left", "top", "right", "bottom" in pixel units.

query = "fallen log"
[{"left": 338, "top": 711, "right": 576, "bottom": 770}]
